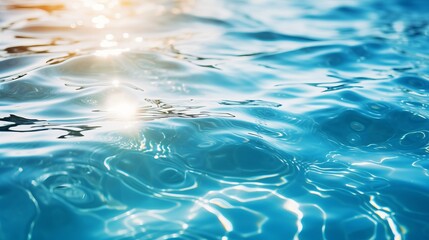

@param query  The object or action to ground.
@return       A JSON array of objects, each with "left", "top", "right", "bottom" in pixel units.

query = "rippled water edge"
[{"left": 1, "top": 0, "right": 429, "bottom": 239}]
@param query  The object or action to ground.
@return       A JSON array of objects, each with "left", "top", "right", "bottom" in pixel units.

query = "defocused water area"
[{"left": 1, "top": 0, "right": 429, "bottom": 239}]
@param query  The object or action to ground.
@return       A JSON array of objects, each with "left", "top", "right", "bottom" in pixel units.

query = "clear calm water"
[{"left": 1, "top": 0, "right": 429, "bottom": 239}]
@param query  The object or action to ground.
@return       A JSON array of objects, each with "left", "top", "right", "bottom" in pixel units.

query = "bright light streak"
[{"left": 94, "top": 48, "right": 129, "bottom": 57}]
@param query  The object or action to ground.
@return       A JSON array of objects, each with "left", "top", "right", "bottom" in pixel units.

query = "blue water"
[{"left": 1, "top": 0, "right": 429, "bottom": 239}]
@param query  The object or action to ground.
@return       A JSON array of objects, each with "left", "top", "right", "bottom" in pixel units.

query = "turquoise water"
[{"left": 1, "top": 0, "right": 429, "bottom": 239}]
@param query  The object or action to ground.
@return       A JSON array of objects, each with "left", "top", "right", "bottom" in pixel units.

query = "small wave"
[{"left": 1, "top": 0, "right": 429, "bottom": 239}]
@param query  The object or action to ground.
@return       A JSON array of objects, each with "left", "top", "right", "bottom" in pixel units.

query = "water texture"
[{"left": 1, "top": 0, "right": 429, "bottom": 239}]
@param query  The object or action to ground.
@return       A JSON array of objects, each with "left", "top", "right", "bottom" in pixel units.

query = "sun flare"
[{"left": 104, "top": 94, "right": 138, "bottom": 120}]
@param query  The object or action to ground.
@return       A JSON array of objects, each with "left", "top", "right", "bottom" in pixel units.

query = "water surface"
[{"left": 1, "top": 0, "right": 429, "bottom": 239}]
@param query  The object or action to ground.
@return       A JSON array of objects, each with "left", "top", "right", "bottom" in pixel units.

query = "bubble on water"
[{"left": 347, "top": 133, "right": 361, "bottom": 145}]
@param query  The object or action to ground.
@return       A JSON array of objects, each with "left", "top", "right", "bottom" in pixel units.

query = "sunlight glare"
[
  {"left": 105, "top": 94, "right": 138, "bottom": 120},
  {"left": 94, "top": 48, "right": 129, "bottom": 57},
  {"left": 112, "top": 79, "right": 120, "bottom": 87},
  {"left": 92, "top": 15, "right": 110, "bottom": 28}
]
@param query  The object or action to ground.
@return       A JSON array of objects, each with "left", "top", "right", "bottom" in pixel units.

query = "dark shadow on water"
[{"left": 0, "top": 114, "right": 99, "bottom": 139}]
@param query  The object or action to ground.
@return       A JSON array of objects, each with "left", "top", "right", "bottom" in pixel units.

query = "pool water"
[{"left": 1, "top": 0, "right": 429, "bottom": 239}]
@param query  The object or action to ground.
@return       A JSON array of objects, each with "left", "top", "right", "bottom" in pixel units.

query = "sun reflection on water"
[
  {"left": 92, "top": 15, "right": 110, "bottom": 28},
  {"left": 104, "top": 93, "right": 138, "bottom": 120},
  {"left": 94, "top": 48, "right": 129, "bottom": 57},
  {"left": 46, "top": 0, "right": 201, "bottom": 60}
]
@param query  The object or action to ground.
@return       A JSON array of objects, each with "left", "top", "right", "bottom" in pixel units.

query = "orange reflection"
[{"left": 63, "top": 0, "right": 198, "bottom": 57}]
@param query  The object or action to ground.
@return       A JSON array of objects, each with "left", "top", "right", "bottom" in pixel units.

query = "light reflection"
[
  {"left": 112, "top": 79, "right": 120, "bottom": 87},
  {"left": 92, "top": 15, "right": 110, "bottom": 28},
  {"left": 283, "top": 199, "right": 303, "bottom": 240},
  {"left": 100, "top": 40, "right": 118, "bottom": 48},
  {"left": 369, "top": 195, "right": 404, "bottom": 240},
  {"left": 104, "top": 93, "right": 138, "bottom": 120},
  {"left": 104, "top": 209, "right": 189, "bottom": 238},
  {"left": 198, "top": 201, "right": 233, "bottom": 232},
  {"left": 65, "top": 0, "right": 199, "bottom": 59},
  {"left": 82, "top": 0, "right": 121, "bottom": 11},
  {"left": 92, "top": 3, "right": 105, "bottom": 11},
  {"left": 188, "top": 186, "right": 305, "bottom": 238},
  {"left": 94, "top": 48, "right": 129, "bottom": 57}
]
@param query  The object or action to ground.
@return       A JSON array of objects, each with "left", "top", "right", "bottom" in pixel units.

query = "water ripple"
[{"left": 1, "top": 0, "right": 429, "bottom": 239}]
